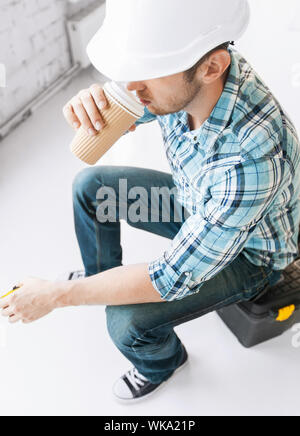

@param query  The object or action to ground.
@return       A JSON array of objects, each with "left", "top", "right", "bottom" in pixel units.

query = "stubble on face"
[{"left": 146, "top": 73, "right": 202, "bottom": 116}]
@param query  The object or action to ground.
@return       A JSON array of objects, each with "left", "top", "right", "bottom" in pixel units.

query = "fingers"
[
  {"left": 62, "top": 104, "right": 80, "bottom": 130},
  {"left": 0, "top": 296, "right": 11, "bottom": 309},
  {"left": 89, "top": 83, "right": 108, "bottom": 112},
  {"left": 1, "top": 303, "right": 20, "bottom": 323},
  {"left": 70, "top": 94, "right": 97, "bottom": 135},
  {"left": 63, "top": 84, "right": 109, "bottom": 136},
  {"left": 1, "top": 306, "right": 14, "bottom": 317},
  {"left": 1, "top": 304, "right": 22, "bottom": 323},
  {"left": 78, "top": 88, "right": 107, "bottom": 134},
  {"left": 9, "top": 314, "right": 22, "bottom": 324},
  {"left": 22, "top": 319, "right": 32, "bottom": 324}
]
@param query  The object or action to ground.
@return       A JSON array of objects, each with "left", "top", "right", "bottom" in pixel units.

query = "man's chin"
[
  {"left": 147, "top": 105, "right": 158, "bottom": 114},
  {"left": 148, "top": 106, "right": 172, "bottom": 116}
]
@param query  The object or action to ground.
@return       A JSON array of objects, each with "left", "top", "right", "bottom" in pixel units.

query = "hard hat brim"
[{"left": 86, "top": 1, "right": 250, "bottom": 82}]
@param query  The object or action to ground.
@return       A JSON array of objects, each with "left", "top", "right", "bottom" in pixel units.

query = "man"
[{"left": 1, "top": 0, "right": 300, "bottom": 403}]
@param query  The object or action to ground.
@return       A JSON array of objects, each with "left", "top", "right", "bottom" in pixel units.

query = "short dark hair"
[{"left": 184, "top": 41, "right": 233, "bottom": 83}]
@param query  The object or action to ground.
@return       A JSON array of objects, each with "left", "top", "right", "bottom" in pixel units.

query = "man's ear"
[{"left": 201, "top": 50, "right": 231, "bottom": 84}]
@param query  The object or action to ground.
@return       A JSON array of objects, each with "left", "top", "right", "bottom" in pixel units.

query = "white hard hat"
[{"left": 87, "top": 0, "right": 250, "bottom": 82}]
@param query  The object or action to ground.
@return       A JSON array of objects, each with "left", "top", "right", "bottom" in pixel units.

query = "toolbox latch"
[{"left": 272, "top": 305, "right": 296, "bottom": 322}]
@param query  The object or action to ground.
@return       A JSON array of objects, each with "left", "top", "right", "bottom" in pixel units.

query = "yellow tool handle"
[{"left": 1, "top": 286, "right": 20, "bottom": 299}]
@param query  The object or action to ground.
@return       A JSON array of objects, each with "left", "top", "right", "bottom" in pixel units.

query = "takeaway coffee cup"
[{"left": 70, "top": 81, "right": 145, "bottom": 165}]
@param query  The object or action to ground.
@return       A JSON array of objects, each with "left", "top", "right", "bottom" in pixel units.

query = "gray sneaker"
[{"left": 112, "top": 346, "right": 189, "bottom": 404}]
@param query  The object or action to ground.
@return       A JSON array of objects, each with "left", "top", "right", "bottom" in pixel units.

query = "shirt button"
[{"left": 193, "top": 136, "right": 197, "bottom": 141}]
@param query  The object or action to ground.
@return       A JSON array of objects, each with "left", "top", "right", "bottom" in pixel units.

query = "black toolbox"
[{"left": 217, "top": 258, "right": 300, "bottom": 348}]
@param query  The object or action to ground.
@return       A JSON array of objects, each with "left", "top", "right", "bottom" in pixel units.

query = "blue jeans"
[{"left": 72, "top": 166, "right": 282, "bottom": 384}]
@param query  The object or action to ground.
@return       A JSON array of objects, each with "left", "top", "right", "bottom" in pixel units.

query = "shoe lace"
[{"left": 127, "top": 367, "right": 149, "bottom": 391}]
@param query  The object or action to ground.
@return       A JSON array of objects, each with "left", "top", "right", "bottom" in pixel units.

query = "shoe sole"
[{"left": 113, "top": 353, "right": 189, "bottom": 405}]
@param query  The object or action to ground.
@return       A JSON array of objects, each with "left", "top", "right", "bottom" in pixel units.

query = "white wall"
[
  {"left": 237, "top": 0, "right": 300, "bottom": 128},
  {"left": 0, "top": 0, "right": 99, "bottom": 126},
  {"left": 0, "top": 0, "right": 299, "bottom": 131}
]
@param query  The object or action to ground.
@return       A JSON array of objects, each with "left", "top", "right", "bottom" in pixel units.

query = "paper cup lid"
[{"left": 103, "top": 81, "right": 145, "bottom": 118}]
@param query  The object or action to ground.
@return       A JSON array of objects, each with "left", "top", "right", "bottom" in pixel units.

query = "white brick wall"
[{"left": 0, "top": 0, "right": 100, "bottom": 126}]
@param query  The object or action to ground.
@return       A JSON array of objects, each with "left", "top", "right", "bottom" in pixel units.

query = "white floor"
[{"left": 0, "top": 65, "right": 299, "bottom": 417}]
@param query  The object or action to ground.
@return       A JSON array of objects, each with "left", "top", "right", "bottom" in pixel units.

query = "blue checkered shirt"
[{"left": 132, "top": 47, "right": 300, "bottom": 302}]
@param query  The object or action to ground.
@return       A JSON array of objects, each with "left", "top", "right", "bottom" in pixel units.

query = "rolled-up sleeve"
[{"left": 148, "top": 157, "right": 285, "bottom": 301}]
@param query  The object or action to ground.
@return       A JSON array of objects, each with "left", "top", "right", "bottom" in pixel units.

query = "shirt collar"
[{"left": 177, "top": 47, "right": 241, "bottom": 144}]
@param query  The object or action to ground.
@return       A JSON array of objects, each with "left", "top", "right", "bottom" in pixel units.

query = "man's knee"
[
  {"left": 106, "top": 305, "right": 170, "bottom": 356},
  {"left": 72, "top": 167, "right": 99, "bottom": 201},
  {"left": 105, "top": 305, "right": 142, "bottom": 348},
  {"left": 72, "top": 166, "right": 124, "bottom": 201}
]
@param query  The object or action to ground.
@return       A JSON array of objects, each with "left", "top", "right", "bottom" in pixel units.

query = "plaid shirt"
[{"left": 133, "top": 47, "right": 300, "bottom": 302}]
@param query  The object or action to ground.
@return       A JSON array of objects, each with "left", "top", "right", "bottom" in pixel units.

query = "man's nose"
[{"left": 126, "top": 82, "right": 146, "bottom": 92}]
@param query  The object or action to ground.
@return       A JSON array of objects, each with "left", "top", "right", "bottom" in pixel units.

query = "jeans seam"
[
  {"left": 131, "top": 289, "right": 248, "bottom": 370},
  {"left": 259, "top": 265, "right": 273, "bottom": 280},
  {"left": 259, "top": 266, "right": 274, "bottom": 283},
  {"left": 94, "top": 217, "right": 101, "bottom": 273},
  {"left": 243, "top": 266, "right": 273, "bottom": 285}
]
